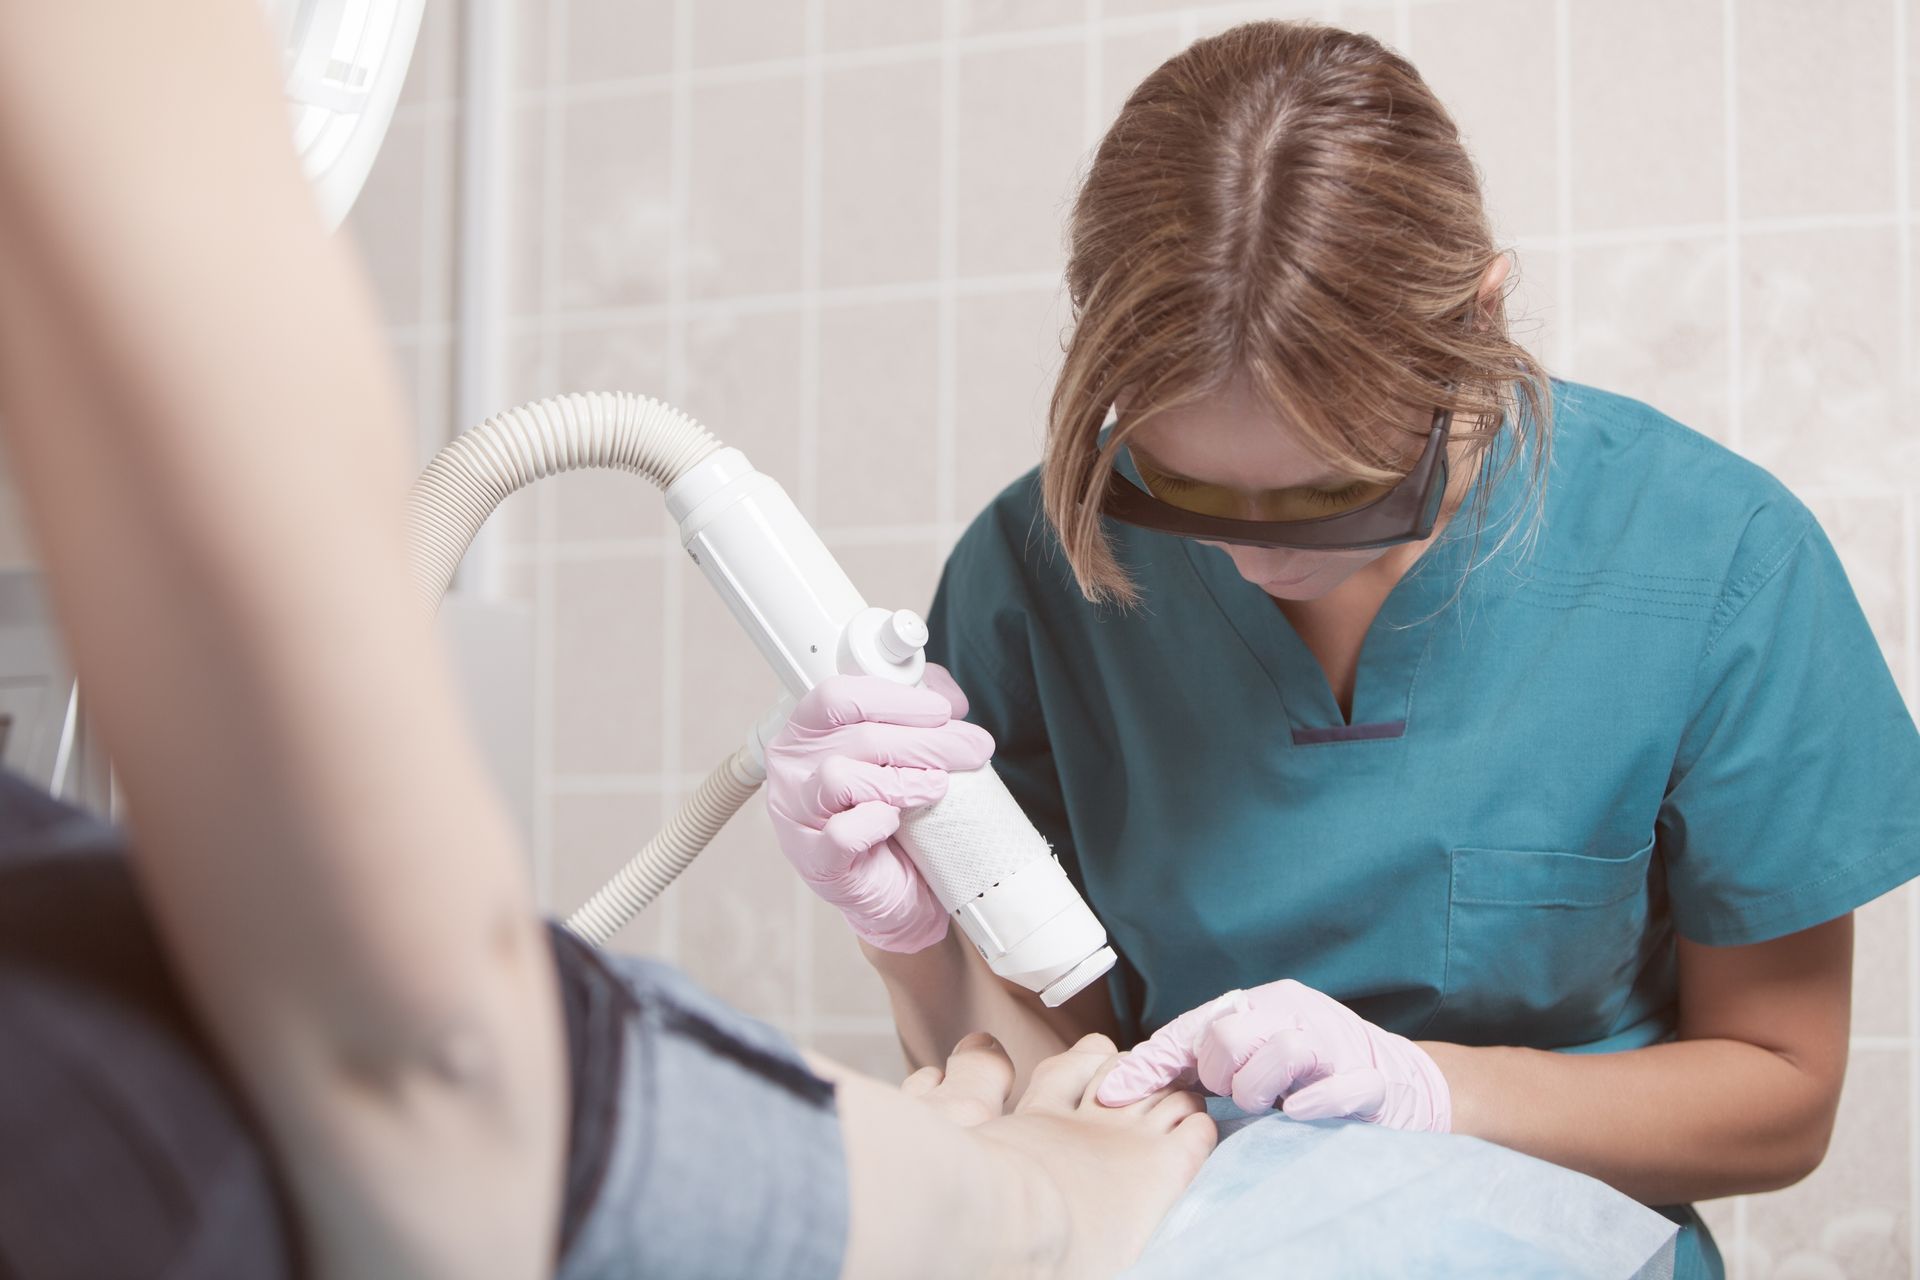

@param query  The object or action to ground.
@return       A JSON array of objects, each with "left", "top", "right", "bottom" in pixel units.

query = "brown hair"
[{"left": 1044, "top": 20, "right": 1551, "bottom": 606}]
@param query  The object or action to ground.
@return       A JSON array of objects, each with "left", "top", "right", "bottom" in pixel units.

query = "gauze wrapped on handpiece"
[{"left": 666, "top": 448, "right": 1116, "bottom": 1007}]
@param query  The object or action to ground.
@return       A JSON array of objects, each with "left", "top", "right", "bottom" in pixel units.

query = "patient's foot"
[
  {"left": 971, "top": 1035, "right": 1216, "bottom": 1279},
  {"left": 900, "top": 1031, "right": 1014, "bottom": 1127}
]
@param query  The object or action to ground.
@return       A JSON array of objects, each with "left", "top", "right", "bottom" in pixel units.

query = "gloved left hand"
[{"left": 1094, "top": 979, "right": 1451, "bottom": 1133}]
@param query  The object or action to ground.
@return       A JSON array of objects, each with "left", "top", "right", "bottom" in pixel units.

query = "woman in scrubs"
[{"left": 764, "top": 19, "right": 1920, "bottom": 1277}]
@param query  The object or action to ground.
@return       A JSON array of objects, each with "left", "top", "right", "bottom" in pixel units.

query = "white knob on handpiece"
[{"left": 882, "top": 609, "right": 929, "bottom": 662}]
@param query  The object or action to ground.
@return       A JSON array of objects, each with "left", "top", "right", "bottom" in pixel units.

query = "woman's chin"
[{"left": 1254, "top": 574, "right": 1337, "bottom": 601}]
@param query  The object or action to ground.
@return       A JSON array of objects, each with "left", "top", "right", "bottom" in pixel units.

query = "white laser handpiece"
[{"left": 665, "top": 449, "right": 1117, "bottom": 1007}]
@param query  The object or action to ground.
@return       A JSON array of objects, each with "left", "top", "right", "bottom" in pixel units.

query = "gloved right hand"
[{"left": 765, "top": 667, "right": 995, "bottom": 952}]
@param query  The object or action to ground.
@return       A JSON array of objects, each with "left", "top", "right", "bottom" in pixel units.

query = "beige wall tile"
[
  {"left": 516, "top": 0, "right": 554, "bottom": 90},
  {"left": 1805, "top": 495, "right": 1908, "bottom": 681},
  {"left": 1737, "top": 0, "right": 1897, "bottom": 220},
  {"left": 1567, "top": 240, "right": 1729, "bottom": 440},
  {"left": 672, "top": 792, "right": 802, "bottom": 1019},
  {"left": 546, "top": 469, "right": 669, "bottom": 545},
  {"left": 1568, "top": 0, "right": 1723, "bottom": 232},
  {"left": 958, "top": 42, "right": 1086, "bottom": 277},
  {"left": 684, "top": 309, "right": 808, "bottom": 484},
  {"left": 957, "top": 0, "right": 1082, "bottom": 36},
  {"left": 1408, "top": 0, "right": 1560, "bottom": 242},
  {"left": 419, "top": 110, "right": 461, "bottom": 329},
  {"left": 503, "top": 562, "right": 540, "bottom": 616},
  {"left": 548, "top": 321, "right": 675, "bottom": 541},
  {"left": 552, "top": 556, "right": 666, "bottom": 774},
  {"left": 688, "top": 76, "right": 806, "bottom": 299},
  {"left": 955, "top": 287, "right": 1069, "bottom": 520},
  {"left": 1849, "top": 881, "right": 1911, "bottom": 1040},
  {"left": 692, "top": 0, "right": 807, "bottom": 68},
  {"left": 1912, "top": 8, "right": 1920, "bottom": 214},
  {"left": 678, "top": 576, "right": 789, "bottom": 771},
  {"left": 809, "top": 894, "right": 897, "bottom": 1019},
  {"left": 554, "top": 319, "right": 672, "bottom": 395},
  {"left": 567, "top": 0, "right": 674, "bottom": 84},
  {"left": 806, "top": 1031, "right": 909, "bottom": 1083},
  {"left": 1741, "top": 1047, "right": 1911, "bottom": 1277},
  {"left": 558, "top": 93, "right": 674, "bottom": 310},
  {"left": 510, "top": 103, "right": 550, "bottom": 318},
  {"left": 1739, "top": 229, "right": 1901, "bottom": 490},
  {"left": 549, "top": 792, "right": 671, "bottom": 956},
  {"left": 501, "top": 329, "right": 554, "bottom": 416},
  {"left": 821, "top": 60, "right": 942, "bottom": 289},
  {"left": 828, "top": 538, "right": 947, "bottom": 622},
  {"left": 1506, "top": 247, "right": 1560, "bottom": 367},
  {"left": 1096, "top": 25, "right": 1192, "bottom": 136},
  {"left": 412, "top": 337, "right": 457, "bottom": 458},
  {"left": 1104, "top": 0, "right": 1200, "bottom": 13},
  {"left": 1330, "top": 4, "right": 1403, "bottom": 49},
  {"left": 825, "top": 0, "right": 942, "bottom": 53},
  {"left": 401, "top": 0, "right": 459, "bottom": 107},
  {"left": 347, "top": 114, "right": 430, "bottom": 328},
  {"left": 816, "top": 299, "right": 941, "bottom": 527}
]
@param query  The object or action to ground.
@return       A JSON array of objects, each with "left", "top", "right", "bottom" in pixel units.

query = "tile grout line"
[
  {"left": 795, "top": 0, "right": 827, "bottom": 1048},
  {"left": 1722, "top": 0, "right": 1743, "bottom": 456},
  {"left": 497, "top": 205, "right": 1920, "bottom": 338},
  {"left": 417, "top": 99, "right": 451, "bottom": 464},
  {"left": 1893, "top": 1, "right": 1918, "bottom": 1269},
  {"left": 509, "top": 2, "right": 1305, "bottom": 99},
  {"left": 518, "top": 270, "right": 1065, "bottom": 328},
  {"left": 657, "top": 0, "right": 696, "bottom": 967},
  {"left": 936, "top": 0, "right": 961, "bottom": 531},
  {"left": 532, "top": 0, "right": 570, "bottom": 913},
  {"left": 1908, "top": 493, "right": 1920, "bottom": 1278},
  {"left": 1084, "top": 0, "right": 1105, "bottom": 151},
  {"left": 1552, "top": 0, "right": 1573, "bottom": 372}
]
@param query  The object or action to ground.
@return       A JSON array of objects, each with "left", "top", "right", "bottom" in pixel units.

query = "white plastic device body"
[
  {"left": 263, "top": 0, "right": 425, "bottom": 231},
  {"left": 665, "top": 449, "right": 1117, "bottom": 1007}
]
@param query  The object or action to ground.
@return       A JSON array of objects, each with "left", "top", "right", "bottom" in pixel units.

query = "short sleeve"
[{"left": 1659, "top": 511, "right": 1920, "bottom": 945}]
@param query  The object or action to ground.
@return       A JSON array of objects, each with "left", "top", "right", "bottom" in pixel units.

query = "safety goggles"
[{"left": 1098, "top": 403, "right": 1454, "bottom": 551}]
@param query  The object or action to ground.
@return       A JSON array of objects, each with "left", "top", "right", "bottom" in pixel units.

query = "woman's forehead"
[{"left": 1122, "top": 376, "right": 1349, "bottom": 490}]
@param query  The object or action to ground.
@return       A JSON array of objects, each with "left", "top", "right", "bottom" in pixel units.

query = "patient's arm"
[{"left": 0, "top": 4, "right": 563, "bottom": 1278}]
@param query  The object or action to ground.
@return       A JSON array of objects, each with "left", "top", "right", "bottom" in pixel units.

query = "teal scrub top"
[{"left": 926, "top": 382, "right": 1920, "bottom": 1279}]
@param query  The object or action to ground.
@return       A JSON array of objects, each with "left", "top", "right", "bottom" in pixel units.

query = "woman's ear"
[{"left": 1475, "top": 253, "right": 1512, "bottom": 319}]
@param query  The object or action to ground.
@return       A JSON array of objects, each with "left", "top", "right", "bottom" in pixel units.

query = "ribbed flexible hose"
[
  {"left": 406, "top": 390, "right": 722, "bottom": 609},
  {"left": 404, "top": 391, "right": 763, "bottom": 944},
  {"left": 563, "top": 746, "right": 765, "bottom": 946}
]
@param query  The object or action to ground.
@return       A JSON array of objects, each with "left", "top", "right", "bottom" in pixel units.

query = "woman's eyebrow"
[{"left": 1129, "top": 444, "right": 1350, "bottom": 489}]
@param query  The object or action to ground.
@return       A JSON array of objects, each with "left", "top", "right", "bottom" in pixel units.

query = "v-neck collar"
[
  {"left": 1180, "top": 533, "right": 1469, "bottom": 739},
  {"left": 1110, "top": 407, "right": 1534, "bottom": 740}
]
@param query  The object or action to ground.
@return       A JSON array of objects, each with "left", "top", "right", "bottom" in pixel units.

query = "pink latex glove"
[
  {"left": 764, "top": 665, "right": 994, "bottom": 952},
  {"left": 1095, "top": 979, "right": 1452, "bottom": 1132}
]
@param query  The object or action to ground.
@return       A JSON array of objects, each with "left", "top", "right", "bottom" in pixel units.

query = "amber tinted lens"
[{"left": 1132, "top": 458, "right": 1390, "bottom": 523}]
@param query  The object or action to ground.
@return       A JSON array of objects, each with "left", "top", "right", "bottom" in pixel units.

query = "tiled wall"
[{"left": 364, "top": 1, "right": 1917, "bottom": 1274}]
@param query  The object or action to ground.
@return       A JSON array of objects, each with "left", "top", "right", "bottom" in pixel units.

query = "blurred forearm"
[
  {"left": 0, "top": 3, "right": 562, "bottom": 1277},
  {"left": 863, "top": 930, "right": 1118, "bottom": 1095}
]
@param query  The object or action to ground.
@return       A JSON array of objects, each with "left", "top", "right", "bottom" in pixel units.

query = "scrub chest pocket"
[{"left": 1423, "top": 838, "right": 1658, "bottom": 1048}]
